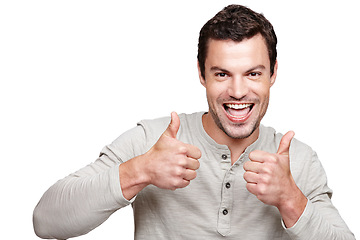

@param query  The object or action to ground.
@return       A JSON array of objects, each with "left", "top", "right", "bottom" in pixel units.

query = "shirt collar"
[{"left": 196, "top": 111, "right": 266, "bottom": 154}]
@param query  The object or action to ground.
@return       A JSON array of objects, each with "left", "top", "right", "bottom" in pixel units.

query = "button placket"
[
  {"left": 220, "top": 153, "right": 231, "bottom": 172},
  {"left": 217, "top": 167, "right": 235, "bottom": 236}
]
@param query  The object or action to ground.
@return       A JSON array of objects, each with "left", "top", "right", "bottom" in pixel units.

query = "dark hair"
[{"left": 197, "top": 4, "right": 277, "bottom": 79}]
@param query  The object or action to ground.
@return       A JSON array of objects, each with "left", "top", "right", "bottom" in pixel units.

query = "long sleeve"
[
  {"left": 33, "top": 125, "right": 146, "bottom": 239},
  {"left": 285, "top": 200, "right": 355, "bottom": 239},
  {"left": 284, "top": 149, "right": 355, "bottom": 239}
]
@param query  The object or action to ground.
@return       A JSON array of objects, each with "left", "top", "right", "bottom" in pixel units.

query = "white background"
[{"left": 1, "top": 0, "right": 359, "bottom": 239}]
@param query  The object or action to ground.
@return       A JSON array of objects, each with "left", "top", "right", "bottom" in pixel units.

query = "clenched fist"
[
  {"left": 243, "top": 131, "right": 307, "bottom": 227},
  {"left": 119, "top": 112, "right": 202, "bottom": 200},
  {"left": 144, "top": 112, "right": 202, "bottom": 190}
]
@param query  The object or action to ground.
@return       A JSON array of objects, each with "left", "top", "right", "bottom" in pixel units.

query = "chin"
[
  {"left": 221, "top": 122, "right": 258, "bottom": 139},
  {"left": 208, "top": 103, "right": 262, "bottom": 140}
]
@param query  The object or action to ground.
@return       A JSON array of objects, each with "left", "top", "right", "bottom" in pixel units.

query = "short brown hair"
[{"left": 197, "top": 5, "right": 277, "bottom": 79}]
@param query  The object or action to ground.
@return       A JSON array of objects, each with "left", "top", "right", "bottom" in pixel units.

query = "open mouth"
[{"left": 223, "top": 103, "right": 254, "bottom": 122}]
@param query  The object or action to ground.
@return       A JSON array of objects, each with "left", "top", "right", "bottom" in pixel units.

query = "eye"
[
  {"left": 248, "top": 72, "right": 262, "bottom": 79},
  {"left": 215, "top": 72, "right": 228, "bottom": 77}
]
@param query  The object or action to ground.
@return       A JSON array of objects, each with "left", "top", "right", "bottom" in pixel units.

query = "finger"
[
  {"left": 243, "top": 161, "right": 262, "bottom": 173},
  {"left": 277, "top": 131, "right": 295, "bottom": 156},
  {"left": 173, "top": 179, "right": 190, "bottom": 190},
  {"left": 246, "top": 182, "right": 257, "bottom": 195},
  {"left": 185, "top": 144, "right": 202, "bottom": 159},
  {"left": 184, "top": 157, "right": 200, "bottom": 170},
  {"left": 163, "top": 112, "right": 180, "bottom": 139},
  {"left": 243, "top": 171, "right": 259, "bottom": 184},
  {"left": 183, "top": 169, "right": 197, "bottom": 181},
  {"left": 248, "top": 150, "right": 269, "bottom": 163}
]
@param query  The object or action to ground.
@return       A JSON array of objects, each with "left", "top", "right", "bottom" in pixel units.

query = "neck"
[{"left": 202, "top": 113, "right": 259, "bottom": 164}]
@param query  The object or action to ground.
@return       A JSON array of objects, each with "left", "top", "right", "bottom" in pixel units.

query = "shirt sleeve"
[
  {"left": 284, "top": 151, "right": 355, "bottom": 239},
  {"left": 33, "top": 125, "right": 147, "bottom": 239}
]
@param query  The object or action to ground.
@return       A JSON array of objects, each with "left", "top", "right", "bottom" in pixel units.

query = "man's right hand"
[
  {"left": 144, "top": 112, "right": 202, "bottom": 190},
  {"left": 119, "top": 112, "right": 202, "bottom": 200}
]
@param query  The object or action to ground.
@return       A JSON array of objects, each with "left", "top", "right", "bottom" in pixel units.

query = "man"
[{"left": 33, "top": 4, "right": 354, "bottom": 239}]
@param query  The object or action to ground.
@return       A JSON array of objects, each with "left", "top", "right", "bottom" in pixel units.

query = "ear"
[
  {"left": 270, "top": 60, "right": 278, "bottom": 87},
  {"left": 197, "top": 61, "right": 206, "bottom": 87}
]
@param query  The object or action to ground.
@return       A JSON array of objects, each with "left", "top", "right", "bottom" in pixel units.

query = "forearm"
[
  {"left": 33, "top": 164, "right": 130, "bottom": 239},
  {"left": 33, "top": 125, "right": 148, "bottom": 239}
]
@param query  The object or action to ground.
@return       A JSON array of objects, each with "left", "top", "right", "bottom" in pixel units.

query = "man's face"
[{"left": 199, "top": 34, "right": 277, "bottom": 140}]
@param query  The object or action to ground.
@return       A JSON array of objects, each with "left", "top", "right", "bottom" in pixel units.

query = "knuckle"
[
  {"left": 174, "top": 167, "right": 185, "bottom": 177},
  {"left": 177, "top": 158, "right": 187, "bottom": 167},
  {"left": 257, "top": 184, "right": 267, "bottom": 196},
  {"left": 268, "top": 154, "right": 279, "bottom": 163},
  {"left": 262, "top": 166, "right": 272, "bottom": 174},
  {"left": 259, "top": 174, "right": 270, "bottom": 184},
  {"left": 171, "top": 178, "right": 181, "bottom": 188},
  {"left": 177, "top": 145, "right": 188, "bottom": 154}
]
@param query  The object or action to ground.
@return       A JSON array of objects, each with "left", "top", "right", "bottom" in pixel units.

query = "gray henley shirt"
[{"left": 33, "top": 112, "right": 355, "bottom": 239}]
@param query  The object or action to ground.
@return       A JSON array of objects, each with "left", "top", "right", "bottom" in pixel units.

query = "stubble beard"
[{"left": 208, "top": 97, "right": 269, "bottom": 140}]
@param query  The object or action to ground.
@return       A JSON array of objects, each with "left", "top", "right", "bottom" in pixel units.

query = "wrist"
[
  {"left": 277, "top": 185, "right": 307, "bottom": 228},
  {"left": 119, "top": 154, "right": 150, "bottom": 200}
]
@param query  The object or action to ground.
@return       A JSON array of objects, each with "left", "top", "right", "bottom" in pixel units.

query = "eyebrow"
[
  {"left": 210, "top": 66, "right": 230, "bottom": 73},
  {"left": 210, "top": 65, "right": 266, "bottom": 73},
  {"left": 245, "top": 65, "right": 266, "bottom": 73}
]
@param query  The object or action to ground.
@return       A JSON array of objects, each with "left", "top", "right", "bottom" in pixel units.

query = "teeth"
[{"left": 226, "top": 103, "right": 252, "bottom": 109}]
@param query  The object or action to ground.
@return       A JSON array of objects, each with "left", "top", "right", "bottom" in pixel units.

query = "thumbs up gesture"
[
  {"left": 143, "top": 112, "right": 202, "bottom": 190},
  {"left": 243, "top": 131, "right": 305, "bottom": 209}
]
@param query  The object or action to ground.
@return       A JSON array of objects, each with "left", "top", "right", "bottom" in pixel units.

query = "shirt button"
[
  {"left": 221, "top": 154, "right": 228, "bottom": 160},
  {"left": 223, "top": 209, "right": 229, "bottom": 215},
  {"left": 225, "top": 182, "right": 231, "bottom": 189}
]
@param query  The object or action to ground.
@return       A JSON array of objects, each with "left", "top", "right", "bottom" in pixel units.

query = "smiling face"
[{"left": 199, "top": 34, "right": 277, "bottom": 142}]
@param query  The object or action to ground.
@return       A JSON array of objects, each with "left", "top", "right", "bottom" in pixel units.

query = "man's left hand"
[{"left": 243, "top": 131, "right": 307, "bottom": 227}]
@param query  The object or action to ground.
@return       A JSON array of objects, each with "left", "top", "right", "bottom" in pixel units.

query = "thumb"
[
  {"left": 277, "top": 131, "right": 295, "bottom": 156},
  {"left": 163, "top": 112, "right": 180, "bottom": 138}
]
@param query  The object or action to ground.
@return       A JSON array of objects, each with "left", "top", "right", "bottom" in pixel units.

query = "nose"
[{"left": 227, "top": 76, "right": 249, "bottom": 100}]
